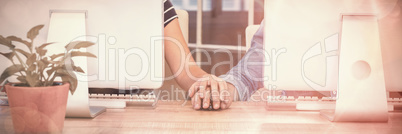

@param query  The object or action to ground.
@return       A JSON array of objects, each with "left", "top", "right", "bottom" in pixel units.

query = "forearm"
[
  {"left": 164, "top": 18, "right": 208, "bottom": 90},
  {"left": 219, "top": 46, "right": 265, "bottom": 101},
  {"left": 175, "top": 65, "right": 208, "bottom": 91},
  {"left": 219, "top": 20, "right": 265, "bottom": 101}
]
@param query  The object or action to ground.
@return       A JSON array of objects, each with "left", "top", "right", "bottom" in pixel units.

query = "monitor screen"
[
  {"left": 0, "top": 0, "right": 164, "bottom": 90},
  {"left": 263, "top": 0, "right": 402, "bottom": 92}
]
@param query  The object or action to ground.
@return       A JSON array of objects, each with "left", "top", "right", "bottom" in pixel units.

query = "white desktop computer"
[
  {"left": 0, "top": 0, "right": 164, "bottom": 117},
  {"left": 263, "top": 0, "right": 402, "bottom": 121}
]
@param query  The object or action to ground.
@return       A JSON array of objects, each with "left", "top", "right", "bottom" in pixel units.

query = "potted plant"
[{"left": 0, "top": 25, "right": 96, "bottom": 133}]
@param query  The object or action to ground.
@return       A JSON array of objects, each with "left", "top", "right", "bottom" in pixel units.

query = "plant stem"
[
  {"left": 13, "top": 50, "right": 28, "bottom": 68},
  {"left": 45, "top": 64, "right": 55, "bottom": 86},
  {"left": 11, "top": 55, "right": 25, "bottom": 77},
  {"left": 49, "top": 73, "right": 57, "bottom": 85},
  {"left": 29, "top": 41, "right": 33, "bottom": 53}
]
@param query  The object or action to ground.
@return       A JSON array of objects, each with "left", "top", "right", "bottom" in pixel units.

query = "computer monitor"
[
  {"left": 263, "top": 0, "right": 401, "bottom": 122},
  {"left": 263, "top": 0, "right": 402, "bottom": 93},
  {"left": 0, "top": 0, "right": 164, "bottom": 117}
]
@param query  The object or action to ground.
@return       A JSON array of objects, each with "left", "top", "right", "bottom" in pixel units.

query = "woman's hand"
[{"left": 188, "top": 75, "right": 236, "bottom": 110}]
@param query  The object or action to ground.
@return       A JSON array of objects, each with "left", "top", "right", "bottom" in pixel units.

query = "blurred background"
[{"left": 172, "top": 0, "right": 264, "bottom": 76}]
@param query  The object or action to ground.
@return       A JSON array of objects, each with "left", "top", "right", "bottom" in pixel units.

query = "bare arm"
[
  {"left": 165, "top": 18, "right": 238, "bottom": 109},
  {"left": 164, "top": 18, "right": 207, "bottom": 90}
]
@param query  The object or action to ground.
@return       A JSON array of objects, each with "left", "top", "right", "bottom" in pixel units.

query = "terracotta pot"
[{"left": 5, "top": 83, "right": 70, "bottom": 134}]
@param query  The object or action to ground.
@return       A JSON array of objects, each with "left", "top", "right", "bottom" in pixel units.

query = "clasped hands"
[{"left": 188, "top": 75, "right": 235, "bottom": 110}]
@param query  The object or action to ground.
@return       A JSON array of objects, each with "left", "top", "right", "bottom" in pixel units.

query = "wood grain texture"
[{"left": 1, "top": 101, "right": 402, "bottom": 134}]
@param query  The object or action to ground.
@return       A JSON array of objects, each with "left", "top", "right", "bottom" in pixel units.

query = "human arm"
[
  {"left": 165, "top": 18, "right": 237, "bottom": 109},
  {"left": 164, "top": 18, "right": 208, "bottom": 90},
  {"left": 187, "top": 23, "right": 266, "bottom": 108},
  {"left": 218, "top": 20, "right": 266, "bottom": 101},
  {"left": 163, "top": 0, "right": 238, "bottom": 109}
]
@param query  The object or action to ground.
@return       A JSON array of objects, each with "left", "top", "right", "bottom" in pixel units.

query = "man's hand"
[{"left": 188, "top": 75, "right": 237, "bottom": 110}]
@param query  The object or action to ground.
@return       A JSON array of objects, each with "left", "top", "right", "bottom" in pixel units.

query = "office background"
[{"left": 158, "top": 0, "right": 265, "bottom": 98}]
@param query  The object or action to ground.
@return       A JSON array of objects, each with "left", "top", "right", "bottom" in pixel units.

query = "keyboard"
[
  {"left": 0, "top": 89, "right": 157, "bottom": 108},
  {"left": 89, "top": 98, "right": 127, "bottom": 109},
  {"left": 88, "top": 89, "right": 157, "bottom": 108},
  {"left": 266, "top": 95, "right": 402, "bottom": 111}
]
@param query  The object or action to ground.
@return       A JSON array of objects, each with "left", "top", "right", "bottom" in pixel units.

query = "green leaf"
[
  {"left": 55, "top": 68, "right": 78, "bottom": 94},
  {"left": 73, "top": 66, "right": 85, "bottom": 73},
  {"left": 27, "top": 25, "right": 44, "bottom": 41},
  {"left": 35, "top": 47, "right": 47, "bottom": 57},
  {"left": 6, "top": 36, "right": 31, "bottom": 50},
  {"left": 26, "top": 72, "right": 40, "bottom": 87},
  {"left": 65, "top": 41, "right": 95, "bottom": 51},
  {"left": 46, "top": 66, "right": 59, "bottom": 77},
  {"left": 36, "top": 42, "right": 55, "bottom": 56},
  {"left": 69, "top": 77, "right": 77, "bottom": 95},
  {"left": 14, "top": 49, "right": 30, "bottom": 58},
  {"left": 0, "top": 35, "right": 15, "bottom": 49},
  {"left": 38, "top": 42, "right": 55, "bottom": 50},
  {"left": 26, "top": 54, "right": 37, "bottom": 66},
  {"left": 69, "top": 51, "right": 97, "bottom": 58},
  {"left": 50, "top": 53, "right": 64, "bottom": 60},
  {"left": 37, "top": 60, "right": 47, "bottom": 72},
  {"left": 61, "top": 75, "right": 77, "bottom": 95},
  {"left": 0, "top": 64, "right": 25, "bottom": 84},
  {"left": 55, "top": 68, "right": 72, "bottom": 77},
  {"left": 27, "top": 64, "right": 36, "bottom": 72},
  {"left": 37, "top": 59, "right": 49, "bottom": 71},
  {"left": 41, "top": 57, "right": 50, "bottom": 65},
  {"left": 66, "top": 59, "right": 85, "bottom": 73},
  {"left": 0, "top": 52, "right": 15, "bottom": 60},
  {"left": 16, "top": 76, "right": 27, "bottom": 83}
]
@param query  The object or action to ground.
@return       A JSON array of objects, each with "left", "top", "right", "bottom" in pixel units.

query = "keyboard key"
[
  {"left": 90, "top": 94, "right": 103, "bottom": 99},
  {"left": 111, "top": 94, "right": 119, "bottom": 99},
  {"left": 132, "top": 94, "right": 139, "bottom": 99},
  {"left": 121, "top": 94, "right": 131, "bottom": 99},
  {"left": 139, "top": 95, "right": 145, "bottom": 100},
  {"left": 304, "top": 96, "right": 312, "bottom": 101},
  {"left": 312, "top": 96, "right": 319, "bottom": 101},
  {"left": 321, "top": 97, "right": 331, "bottom": 101},
  {"left": 297, "top": 96, "right": 305, "bottom": 101},
  {"left": 287, "top": 96, "right": 295, "bottom": 101},
  {"left": 150, "top": 94, "right": 156, "bottom": 99}
]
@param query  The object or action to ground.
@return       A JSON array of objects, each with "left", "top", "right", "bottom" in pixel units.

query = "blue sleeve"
[{"left": 219, "top": 20, "right": 265, "bottom": 101}]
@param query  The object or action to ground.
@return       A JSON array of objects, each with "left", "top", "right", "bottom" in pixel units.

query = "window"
[
  {"left": 172, "top": 0, "right": 248, "bottom": 11},
  {"left": 170, "top": 0, "right": 264, "bottom": 76}
]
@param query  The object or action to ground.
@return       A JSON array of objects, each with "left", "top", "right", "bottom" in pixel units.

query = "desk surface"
[{"left": 1, "top": 101, "right": 402, "bottom": 133}]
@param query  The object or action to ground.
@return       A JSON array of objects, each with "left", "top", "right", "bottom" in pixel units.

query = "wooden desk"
[{"left": 1, "top": 101, "right": 402, "bottom": 133}]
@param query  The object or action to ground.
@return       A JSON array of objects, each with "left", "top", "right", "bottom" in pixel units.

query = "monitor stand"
[
  {"left": 47, "top": 11, "right": 105, "bottom": 118},
  {"left": 320, "top": 14, "right": 388, "bottom": 122}
]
